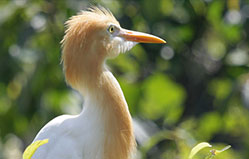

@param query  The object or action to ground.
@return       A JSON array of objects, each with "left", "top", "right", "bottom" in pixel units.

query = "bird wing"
[{"left": 31, "top": 115, "right": 84, "bottom": 159}]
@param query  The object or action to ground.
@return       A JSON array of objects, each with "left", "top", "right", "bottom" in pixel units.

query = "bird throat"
[{"left": 79, "top": 68, "right": 136, "bottom": 159}]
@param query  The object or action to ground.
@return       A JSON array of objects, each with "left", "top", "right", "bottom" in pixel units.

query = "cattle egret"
[{"left": 30, "top": 6, "right": 166, "bottom": 159}]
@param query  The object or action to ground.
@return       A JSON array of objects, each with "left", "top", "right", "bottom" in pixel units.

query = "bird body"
[
  {"left": 31, "top": 6, "right": 165, "bottom": 159},
  {"left": 33, "top": 70, "right": 134, "bottom": 159}
]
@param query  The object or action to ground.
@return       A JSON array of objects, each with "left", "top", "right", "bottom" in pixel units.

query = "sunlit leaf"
[
  {"left": 23, "top": 139, "right": 49, "bottom": 159},
  {"left": 188, "top": 142, "right": 212, "bottom": 159}
]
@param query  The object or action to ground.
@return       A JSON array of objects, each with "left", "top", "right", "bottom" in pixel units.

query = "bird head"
[{"left": 61, "top": 6, "right": 166, "bottom": 90}]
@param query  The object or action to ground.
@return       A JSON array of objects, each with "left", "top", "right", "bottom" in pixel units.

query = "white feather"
[
  {"left": 107, "top": 36, "right": 137, "bottom": 58},
  {"left": 32, "top": 94, "right": 107, "bottom": 159}
]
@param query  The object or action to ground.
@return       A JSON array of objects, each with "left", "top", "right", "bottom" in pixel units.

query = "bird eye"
[{"left": 108, "top": 25, "right": 115, "bottom": 34}]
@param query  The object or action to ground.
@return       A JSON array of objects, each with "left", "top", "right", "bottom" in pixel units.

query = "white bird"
[{"left": 30, "top": 6, "right": 166, "bottom": 159}]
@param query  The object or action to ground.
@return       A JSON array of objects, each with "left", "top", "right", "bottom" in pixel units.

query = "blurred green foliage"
[{"left": 0, "top": 0, "right": 249, "bottom": 158}]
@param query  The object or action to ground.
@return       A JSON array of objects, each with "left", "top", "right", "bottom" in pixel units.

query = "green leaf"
[
  {"left": 139, "top": 73, "right": 186, "bottom": 123},
  {"left": 23, "top": 139, "right": 49, "bottom": 159},
  {"left": 189, "top": 142, "right": 212, "bottom": 159}
]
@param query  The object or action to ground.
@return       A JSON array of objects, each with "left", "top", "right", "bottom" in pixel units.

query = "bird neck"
[{"left": 78, "top": 67, "right": 136, "bottom": 159}]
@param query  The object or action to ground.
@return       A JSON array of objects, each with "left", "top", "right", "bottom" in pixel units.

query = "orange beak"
[{"left": 119, "top": 28, "right": 166, "bottom": 44}]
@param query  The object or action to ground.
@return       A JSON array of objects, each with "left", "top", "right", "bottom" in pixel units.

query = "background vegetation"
[{"left": 0, "top": 0, "right": 248, "bottom": 158}]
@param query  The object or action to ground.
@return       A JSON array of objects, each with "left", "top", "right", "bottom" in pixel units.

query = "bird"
[{"left": 30, "top": 6, "right": 166, "bottom": 159}]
